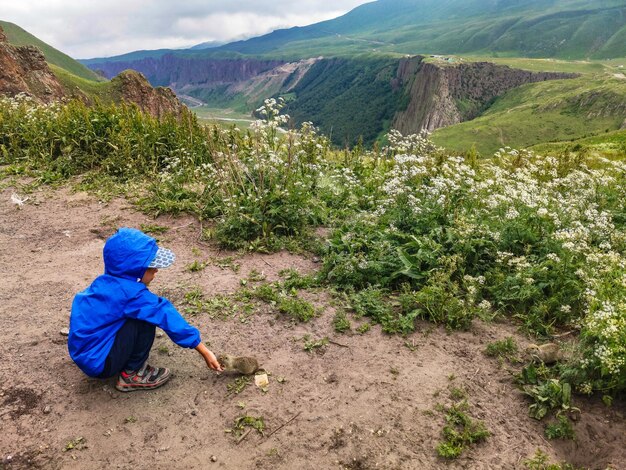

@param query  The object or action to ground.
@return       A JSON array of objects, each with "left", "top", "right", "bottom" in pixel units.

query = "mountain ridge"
[{"left": 82, "top": 0, "right": 626, "bottom": 63}]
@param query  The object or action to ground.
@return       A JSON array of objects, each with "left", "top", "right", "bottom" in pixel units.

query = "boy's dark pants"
[{"left": 98, "top": 319, "right": 155, "bottom": 378}]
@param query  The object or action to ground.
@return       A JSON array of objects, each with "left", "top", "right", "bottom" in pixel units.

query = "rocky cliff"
[
  {"left": 229, "top": 58, "right": 318, "bottom": 97},
  {"left": 0, "top": 26, "right": 65, "bottom": 103},
  {"left": 88, "top": 55, "right": 286, "bottom": 88},
  {"left": 392, "top": 57, "right": 578, "bottom": 134},
  {"left": 109, "top": 70, "right": 185, "bottom": 118}
]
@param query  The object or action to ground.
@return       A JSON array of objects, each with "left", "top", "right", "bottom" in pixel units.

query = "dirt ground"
[{"left": 1, "top": 184, "right": 624, "bottom": 470}]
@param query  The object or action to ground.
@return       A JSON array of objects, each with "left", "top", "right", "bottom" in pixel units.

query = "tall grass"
[{"left": 0, "top": 95, "right": 214, "bottom": 182}]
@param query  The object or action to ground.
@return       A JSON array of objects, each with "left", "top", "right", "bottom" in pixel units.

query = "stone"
[{"left": 59, "top": 328, "right": 70, "bottom": 336}]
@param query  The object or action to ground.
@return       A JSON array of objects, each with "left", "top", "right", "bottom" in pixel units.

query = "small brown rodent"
[
  {"left": 218, "top": 354, "right": 260, "bottom": 375},
  {"left": 526, "top": 343, "right": 560, "bottom": 364}
]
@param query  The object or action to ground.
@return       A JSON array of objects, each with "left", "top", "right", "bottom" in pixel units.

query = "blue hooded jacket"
[{"left": 68, "top": 228, "right": 201, "bottom": 377}]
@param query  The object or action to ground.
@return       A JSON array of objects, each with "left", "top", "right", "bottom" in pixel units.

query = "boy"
[{"left": 68, "top": 227, "right": 222, "bottom": 392}]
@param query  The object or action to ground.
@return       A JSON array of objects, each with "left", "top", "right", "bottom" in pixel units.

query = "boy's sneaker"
[{"left": 115, "top": 363, "right": 171, "bottom": 392}]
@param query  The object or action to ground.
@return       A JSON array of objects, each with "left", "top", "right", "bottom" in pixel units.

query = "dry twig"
[
  {"left": 266, "top": 411, "right": 302, "bottom": 438},
  {"left": 236, "top": 429, "right": 252, "bottom": 444}
]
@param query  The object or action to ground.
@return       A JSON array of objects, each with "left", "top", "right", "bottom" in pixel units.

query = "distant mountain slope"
[
  {"left": 0, "top": 20, "right": 102, "bottom": 81},
  {"left": 80, "top": 49, "right": 180, "bottom": 66},
  {"left": 82, "top": 0, "right": 626, "bottom": 70},
  {"left": 215, "top": 0, "right": 626, "bottom": 59}
]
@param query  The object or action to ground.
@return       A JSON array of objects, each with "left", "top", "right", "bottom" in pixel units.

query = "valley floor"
[{"left": 1, "top": 184, "right": 624, "bottom": 470}]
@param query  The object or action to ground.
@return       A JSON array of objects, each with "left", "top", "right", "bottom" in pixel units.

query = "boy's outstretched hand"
[{"left": 195, "top": 343, "right": 223, "bottom": 372}]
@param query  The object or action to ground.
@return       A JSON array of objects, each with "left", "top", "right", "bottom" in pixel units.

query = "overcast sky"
[{"left": 2, "top": 1, "right": 374, "bottom": 59}]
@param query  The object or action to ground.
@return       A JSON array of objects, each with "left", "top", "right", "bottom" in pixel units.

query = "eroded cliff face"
[
  {"left": 0, "top": 26, "right": 65, "bottom": 102},
  {"left": 110, "top": 70, "right": 185, "bottom": 118},
  {"left": 89, "top": 55, "right": 286, "bottom": 88},
  {"left": 392, "top": 57, "right": 578, "bottom": 134},
  {"left": 218, "top": 58, "right": 319, "bottom": 105}
]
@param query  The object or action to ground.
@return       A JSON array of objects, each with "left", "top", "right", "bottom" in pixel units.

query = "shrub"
[{"left": 206, "top": 100, "right": 328, "bottom": 250}]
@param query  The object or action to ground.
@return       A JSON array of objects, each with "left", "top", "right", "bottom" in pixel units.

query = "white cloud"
[{"left": 1, "top": 1, "right": 373, "bottom": 58}]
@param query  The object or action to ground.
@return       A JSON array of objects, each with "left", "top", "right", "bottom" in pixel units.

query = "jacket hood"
[{"left": 103, "top": 228, "right": 158, "bottom": 281}]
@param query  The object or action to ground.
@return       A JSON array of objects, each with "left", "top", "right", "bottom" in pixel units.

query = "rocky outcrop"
[
  {"left": 111, "top": 70, "right": 185, "bottom": 118},
  {"left": 0, "top": 26, "right": 65, "bottom": 102},
  {"left": 392, "top": 56, "right": 578, "bottom": 134}
]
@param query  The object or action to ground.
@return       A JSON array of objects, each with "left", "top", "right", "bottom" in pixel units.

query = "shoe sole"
[{"left": 115, "top": 371, "right": 171, "bottom": 392}]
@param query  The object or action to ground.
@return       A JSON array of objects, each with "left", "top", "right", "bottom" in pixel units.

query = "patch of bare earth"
[{"left": 1, "top": 184, "right": 624, "bottom": 470}]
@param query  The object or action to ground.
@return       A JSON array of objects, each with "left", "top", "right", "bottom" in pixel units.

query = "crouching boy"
[{"left": 68, "top": 227, "right": 222, "bottom": 392}]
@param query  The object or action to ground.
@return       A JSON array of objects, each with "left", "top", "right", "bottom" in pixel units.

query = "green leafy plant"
[
  {"left": 182, "top": 289, "right": 238, "bottom": 319},
  {"left": 247, "top": 269, "right": 267, "bottom": 282},
  {"left": 545, "top": 416, "right": 575, "bottom": 440},
  {"left": 524, "top": 379, "right": 577, "bottom": 420},
  {"left": 279, "top": 269, "right": 318, "bottom": 290},
  {"left": 303, "top": 335, "right": 329, "bottom": 353},
  {"left": 63, "top": 437, "right": 87, "bottom": 452},
  {"left": 185, "top": 260, "right": 207, "bottom": 272},
  {"left": 252, "top": 283, "right": 280, "bottom": 304},
  {"left": 230, "top": 415, "right": 265, "bottom": 437},
  {"left": 211, "top": 256, "right": 241, "bottom": 273},
  {"left": 436, "top": 401, "right": 489, "bottom": 459},
  {"left": 278, "top": 296, "right": 316, "bottom": 322},
  {"left": 139, "top": 224, "right": 169, "bottom": 235},
  {"left": 485, "top": 337, "right": 518, "bottom": 361},
  {"left": 348, "top": 287, "right": 416, "bottom": 333},
  {"left": 523, "top": 449, "right": 579, "bottom": 470},
  {"left": 333, "top": 310, "right": 351, "bottom": 333},
  {"left": 227, "top": 376, "right": 251, "bottom": 395},
  {"left": 449, "top": 387, "right": 468, "bottom": 401}
]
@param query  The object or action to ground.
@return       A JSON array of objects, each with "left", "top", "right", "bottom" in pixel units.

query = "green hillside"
[
  {"left": 49, "top": 64, "right": 117, "bottom": 101},
  {"left": 81, "top": 1, "right": 626, "bottom": 65},
  {"left": 529, "top": 128, "right": 626, "bottom": 157},
  {"left": 213, "top": 0, "right": 626, "bottom": 60},
  {"left": 284, "top": 57, "right": 402, "bottom": 146},
  {"left": 80, "top": 48, "right": 177, "bottom": 66},
  {"left": 0, "top": 20, "right": 102, "bottom": 81},
  {"left": 431, "top": 74, "right": 626, "bottom": 155}
]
